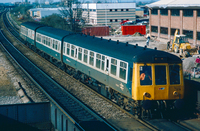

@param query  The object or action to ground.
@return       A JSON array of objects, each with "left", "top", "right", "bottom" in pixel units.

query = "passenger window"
[
  {"left": 53, "top": 40, "right": 55, "bottom": 48},
  {"left": 101, "top": 56, "right": 105, "bottom": 71},
  {"left": 89, "top": 51, "right": 94, "bottom": 66},
  {"left": 96, "top": 54, "right": 101, "bottom": 69},
  {"left": 71, "top": 45, "right": 75, "bottom": 57},
  {"left": 55, "top": 41, "right": 58, "bottom": 50},
  {"left": 111, "top": 58, "right": 117, "bottom": 76},
  {"left": 119, "top": 62, "right": 127, "bottom": 80},
  {"left": 78, "top": 48, "right": 82, "bottom": 60},
  {"left": 169, "top": 65, "right": 180, "bottom": 84},
  {"left": 67, "top": 44, "right": 70, "bottom": 55},
  {"left": 155, "top": 65, "right": 166, "bottom": 85},
  {"left": 140, "top": 66, "right": 152, "bottom": 85},
  {"left": 84, "top": 49, "right": 88, "bottom": 63},
  {"left": 63, "top": 43, "right": 66, "bottom": 54}
]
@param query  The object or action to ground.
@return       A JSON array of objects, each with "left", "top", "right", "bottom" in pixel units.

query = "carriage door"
[{"left": 105, "top": 57, "right": 110, "bottom": 85}]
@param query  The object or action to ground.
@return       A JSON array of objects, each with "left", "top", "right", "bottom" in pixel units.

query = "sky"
[{"left": 0, "top": 0, "right": 155, "bottom": 3}]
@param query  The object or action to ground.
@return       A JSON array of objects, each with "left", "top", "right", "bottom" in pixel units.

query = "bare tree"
[
  {"left": 59, "top": 1, "right": 83, "bottom": 32},
  {"left": 48, "top": 0, "right": 54, "bottom": 4},
  {"left": 40, "top": 0, "right": 46, "bottom": 4}
]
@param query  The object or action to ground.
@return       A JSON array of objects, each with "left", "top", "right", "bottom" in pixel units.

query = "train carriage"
[
  {"left": 20, "top": 22, "right": 185, "bottom": 117},
  {"left": 20, "top": 22, "right": 45, "bottom": 46},
  {"left": 62, "top": 34, "right": 184, "bottom": 107},
  {"left": 35, "top": 27, "right": 72, "bottom": 61}
]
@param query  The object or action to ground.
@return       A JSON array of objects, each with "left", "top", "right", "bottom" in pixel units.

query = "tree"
[
  {"left": 59, "top": 1, "right": 83, "bottom": 32},
  {"left": 40, "top": 14, "right": 68, "bottom": 30}
]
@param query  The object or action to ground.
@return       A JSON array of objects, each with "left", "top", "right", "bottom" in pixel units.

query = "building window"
[
  {"left": 160, "top": 9, "right": 168, "bottom": 15},
  {"left": 183, "top": 9, "right": 193, "bottom": 17},
  {"left": 90, "top": 9, "right": 92, "bottom": 11},
  {"left": 151, "top": 9, "right": 158, "bottom": 15},
  {"left": 115, "top": 9, "right": 117, "bottom": 11},
  {"left": 171, "top": 28, "right": 179, "bottom": 35},
  {"left": 115, "top": 19, "right": 118, "bottom": 22},
  {"left": 110, "top": 19, "right": 112, "bottom": 22},
  {"left": 121, "top": 9, "right": 123, "bottom": 11},
  {"left": 151, "top": 26, "right": 158, "bottom": 33},
  {"left": 126, "top": 19, "right": 129, "bottom": 21},
  {"left": 121, "top": 19, "right": 124, "bottom": 21},
  {"left": 171, "top": 9, "right": 180, "bottom": 16},
  {"left": 160, "top": 27, "right": 168, "bottom": 34},
  {"left": 126, "top": 9, "right": 129, "bottom": 11},
  {"left": 198, "top": 10, "right": 200, "bottom": 17},
  {"left": 183, "top": 30, "right": 193, "bottom": 39},
  {"left": 110, "top": 9, "right": 112, "bottom": 12},
  {"left": 197, "top": 32, "right": 200, "bottom": 40}
]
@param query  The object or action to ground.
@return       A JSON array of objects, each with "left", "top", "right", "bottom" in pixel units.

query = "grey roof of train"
[
  {"left": 37, "top": 26, "right": 72, "bottom": 40},
  {"left": 20, "top": 22, "right": 45, "bottom": 30},
  {"left": 64, "top": 34, "right": 182, "bottom": 63}
]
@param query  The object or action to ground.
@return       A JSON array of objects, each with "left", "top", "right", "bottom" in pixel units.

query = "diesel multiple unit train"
[{"left": 20, "top": 22, "right": 184, "bottom": 117}]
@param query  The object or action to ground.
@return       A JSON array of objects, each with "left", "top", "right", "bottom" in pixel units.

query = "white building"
[
  {"left": 29, "top": 8, "right": 63, "bottom": 19},
  {"left": 79, "top": 3, "right": 136, "bottom": 27}
]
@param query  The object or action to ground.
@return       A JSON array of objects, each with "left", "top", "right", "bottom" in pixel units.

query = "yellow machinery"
[{"left": 171, "top": 29, "right": 193, "bottom": 53}]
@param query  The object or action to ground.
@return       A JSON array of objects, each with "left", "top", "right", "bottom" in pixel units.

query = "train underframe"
[{"left": 26, "top": 43, "right": 184, "bottom": 119}]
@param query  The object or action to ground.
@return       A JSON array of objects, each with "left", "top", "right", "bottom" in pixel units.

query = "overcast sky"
[{"left": 0, "top": 0, "right": 154, "bottom": 3}]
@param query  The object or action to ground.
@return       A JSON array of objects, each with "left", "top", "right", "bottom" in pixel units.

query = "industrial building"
[
  {"left": 80, "top": 3, "right": 136, "bottom": 27},
  {"left": 147, "top": 0, "right": 200, "bottom": 46}
]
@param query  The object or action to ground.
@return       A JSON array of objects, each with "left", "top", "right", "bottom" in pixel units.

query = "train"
[{"left": 20, "top": 22, "right": 184, "bottom": 118}]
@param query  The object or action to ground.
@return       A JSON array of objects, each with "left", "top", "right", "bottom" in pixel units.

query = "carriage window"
[
  {"left": 38, "top": 34, "right": 41, "bottom": 42},
  {"left": 43, "top": 36, "right": 46, "bottom": 44},
  {"left": 111, "top": 58, "right": 117, "bottom": 76},
  {"left": 55, "top": 41, "right": 58, "bottom": 50},
  {"left": 36, "top": 34, "right": 39, "bottom": 42},
  {"left": 155, "top": 65, "right": 166, "bottom": 85},
  {"left": 78, "top": 48, "right": 82, "bottom": 60},
  {"left": 169, "top": 65, "right": 180, "bottom": 84},
  {"left": 119, "top": 62, "right": 127, "bottom": 80},
  {"left": 63, "top": 43, "right": 66, "bottom": 54},
  {"left": 84, "top": 49, "right": 88, "bottom": 63},
  {"left": 96, "top": 54, "right": 101, "bottom": 69},
  {"left": 67, "top": 44, "right": 70, "bottom": 55},
  {"left": 140, "top": 66, "right": 152, "bottom": 85},
  {"left": 102, "top": 56, "right": 105, "bottom": 71},
  {"left": 71, "top": 45, "right": 75, "bottom": 57},
  {"left": 89, "top": 51, "right": 94, "bottom": 66},
  {"left": 47, "top": 38, "right": 50, "bottom": 46},
  {"left": 53, "top": 40, "right": 55, "bottom": 48},
  {"left": 45, "top": 37, "right": 48, "bottom": 45}
]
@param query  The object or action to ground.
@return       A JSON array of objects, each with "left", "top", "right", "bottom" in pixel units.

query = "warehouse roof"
[{"left": 146, "top": 0, "right": 200, "bottom": 9}]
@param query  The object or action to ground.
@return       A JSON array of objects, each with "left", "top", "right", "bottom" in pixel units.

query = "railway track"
[{"left": 2, "top": 11, "right": 195, "bottom": 131}]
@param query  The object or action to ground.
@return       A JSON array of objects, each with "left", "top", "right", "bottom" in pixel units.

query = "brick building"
[{"left": 147, "top": 0, "right": 200, "bottom": 46}]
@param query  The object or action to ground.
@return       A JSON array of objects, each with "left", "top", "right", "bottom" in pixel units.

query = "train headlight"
[
  {"left": 173, "top": 91, "right": 178, "bottom": 96},
  {"left": 143, "top": 92, "right": 151, "bottom": 98}
]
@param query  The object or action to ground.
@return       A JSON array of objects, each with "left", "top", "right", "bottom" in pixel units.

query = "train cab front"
[{"left": 132, "top": 62, "right": 184, "bottom": 118}]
